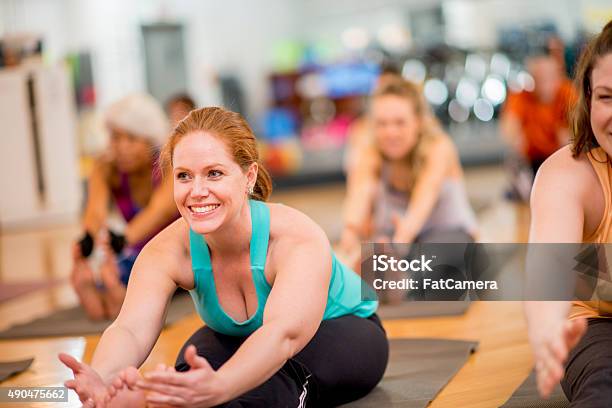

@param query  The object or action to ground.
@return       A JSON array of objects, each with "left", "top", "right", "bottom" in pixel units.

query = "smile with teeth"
[{"left": 190, "top": 204, "right": 220, "bottom": 214}]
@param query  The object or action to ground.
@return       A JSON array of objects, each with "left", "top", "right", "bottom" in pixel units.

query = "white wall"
[
  {"left": 443, "top": 0, "right": 587, "bottom": 49},
  {"left": 2, "top": 0, "right": 609, "bottom": 118},
  {"left": 1, "top": 0, "right": 299, "bottom": 119}
]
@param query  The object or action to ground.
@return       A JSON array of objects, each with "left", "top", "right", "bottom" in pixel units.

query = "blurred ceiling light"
[
  {"left": 456, "top": 77, "right": 479, "bottom": 108},
  {"left": 507, "top": 69, "right": 522, "bottom": 93},
  {"left": 296, "top": 73, "right": 327, "bottom": 99},
  {"left": 402, "top": 59, "right": 426, "bottom": 84},
  {"left": 377, "top": 24, "right": 411, "bottom": 53},
  {"left": 517, "top": 71, "right": 535, "bottom": 92},
  {"left": 341, "top": 27, "right": 370, "bottom": 51},
  {"left": 444, "top": 63, "right": 464, "bottom": 85},
  {"left": 424, "top": 79, "right": 449, "bottom": 106},
  {"left": 448, "top": 99, "right": 470, "bottom": 123},
  {"left": 481, "top": 75, "right": 506, "bottom": 105},
  {"left": 490, "top": 53, "right": 510, "bottom": 79},
  {"left": 473, "top": 98, "right": 494, "bottom": 121},
  {"left": 465, "top": 54, "right": 487, "bottom": 82}
]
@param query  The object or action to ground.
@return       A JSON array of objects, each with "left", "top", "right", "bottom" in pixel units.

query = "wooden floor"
[{"left": 0, "top": 165, "right": 533, "bottom": 407}]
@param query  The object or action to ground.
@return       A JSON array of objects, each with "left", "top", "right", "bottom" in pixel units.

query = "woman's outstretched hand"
[
  {"left": 135, "top": 345, "right": 228, "bottom": 407},
  {"left": 529, "top": 317, "right": 587, "bottom": 398},
  {"left": 59, "top": 353, "right": 109, "bottom": 407}
]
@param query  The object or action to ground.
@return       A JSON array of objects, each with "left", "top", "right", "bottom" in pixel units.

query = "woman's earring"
[{"left": 248, "top": 185, "right": 254, "bottom": 195}]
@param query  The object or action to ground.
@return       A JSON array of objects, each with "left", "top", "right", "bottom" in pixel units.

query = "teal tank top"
[{"left": 188, "top": 199, "right": 377, "bottom": 337}]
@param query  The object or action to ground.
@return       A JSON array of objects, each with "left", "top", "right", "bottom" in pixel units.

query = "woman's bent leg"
[
  {"left": 561, "top": 318, "right": 612, "bottom": 407},
  {"left": 292, "top": 313, "right": 389, "bottom": 407},
  {"left": 175, "top": 326, "right": 303, "bottom": 407}
]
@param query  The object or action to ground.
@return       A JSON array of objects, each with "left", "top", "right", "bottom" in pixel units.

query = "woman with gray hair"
[{"left": 72, "top": 93, "right": 178, "bottom": 320}]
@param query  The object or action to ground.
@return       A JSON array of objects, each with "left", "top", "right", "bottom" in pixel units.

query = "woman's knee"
[{"left": 175, "top": 327, "right": 243, "bottom": 371}]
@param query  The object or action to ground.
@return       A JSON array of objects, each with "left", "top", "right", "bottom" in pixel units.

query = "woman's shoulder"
[
  {"left": 538, "top": 145, "right": 595, "bottom": 181},
  {"left": 146, "top": 217, "right": 190, "bottom": 253},
  {"left": 422, "top": 131, "right": 459, "bottom": 165},
  {"left": 533, "top": 145, "right": 598, "bottom": 199},
  {"left": 266, "top": 202, "right": 327, "bottom": 244}
]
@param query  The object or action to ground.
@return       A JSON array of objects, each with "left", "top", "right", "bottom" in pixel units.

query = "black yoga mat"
[
  {"left": 0, "top": 358, "right": 34, "bottom": 382},
  {"left": 501, "top": 371, "right": 569, "bottom": 408},
  {"left": 377, "top": 301, "right": 470, "bottom": 320},
  {"left": 343, "top": 338, "right": 478, "bottom": 408},
  {"left": 0, "top": 293, "right": 195, "bottom": 339}
]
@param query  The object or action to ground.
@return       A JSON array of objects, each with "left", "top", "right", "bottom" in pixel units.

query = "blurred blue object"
[
  {"left": 262, "top": 108, "right": 297, "bottom": 142},
  {"left": 322, "top": 62, "right": 380, "bottom": 98}
]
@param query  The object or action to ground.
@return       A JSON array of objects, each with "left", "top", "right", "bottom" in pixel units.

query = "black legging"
[
  {"left": 175, "top": 314, "right": 389, "bottom": 407},
  {"left": 561, "top": 318, "right": 612, "bottom": 407}
]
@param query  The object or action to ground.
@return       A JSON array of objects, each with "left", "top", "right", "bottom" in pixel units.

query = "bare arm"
[
  {"left": 525, "top": 148, "right": 584, "bottom": 330},
  {"left": 393, "top": 137, "right": 452, "bottom": 243},
  {"left": 340, "top": 146, "right": 379, "bottom": 249},
  {"left": 90, "top": 220, "right": 185, "bottom": 382},
  {"left": 215, "top": 210, "right": 331, "bottom": 402},
  {"left": 525, "top": 147, "right": 589, "bottom": 397},
  {"left": 81, "top": 160, "right": 111, "bottom": 236},
  {"left": 124, "top": 175, "right": 177, "bottom": 246}
]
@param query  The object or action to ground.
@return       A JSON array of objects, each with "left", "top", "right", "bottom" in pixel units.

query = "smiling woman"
[
  {"left": 339, "top": 78, "right": 478, "bottom": 270},
  {"left": 59, "top": 106, "right": 388, "bottom": 408}
]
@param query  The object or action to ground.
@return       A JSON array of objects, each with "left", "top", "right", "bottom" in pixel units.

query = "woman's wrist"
[{"left": 209, "top": 370, "right": 233, "bottom": 405}]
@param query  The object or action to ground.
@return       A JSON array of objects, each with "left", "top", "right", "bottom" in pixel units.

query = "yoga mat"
[
  {"left": 0, "top": 292, "right": 195, "bottom": 339},
  {"left": 0, "top": 358, "right": 34, "bottom": 382},
  {"left": 377, "top": 301, "right": 470, "bottom": 320},
  {"left": 343, "top": 338, "right": 478, "bottom": 408},
  {"left": 0, "top": 280, "right": 61, "bottom": 303},
  {"left": 501, "top": 371, "right": 569, "bottom": 408}
]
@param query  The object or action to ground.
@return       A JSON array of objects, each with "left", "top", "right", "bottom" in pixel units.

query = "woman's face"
[
  {"left": 371, "top": 95, "right": 421, "bottom": 160},
  {"left": 109, "top": 127, "right": 151, "bottom": 172},
  {"left": 172, "top": 131, "right": 256, "bottom": 235},
  {"left": 591, "top": 53, "right": 612, "bottom": 156}
]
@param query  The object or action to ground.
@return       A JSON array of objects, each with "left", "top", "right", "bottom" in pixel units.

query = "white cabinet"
[{"left": 0, "top": 64, "right": 81, "bottom": 228}]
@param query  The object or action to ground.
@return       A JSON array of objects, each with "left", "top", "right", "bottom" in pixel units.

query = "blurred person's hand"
[
  {"left": 526, "top": 303, "right": 587, "bottom": 398},
  {"left": 78, "top": 232, "right": 95, "bottom": 258}
]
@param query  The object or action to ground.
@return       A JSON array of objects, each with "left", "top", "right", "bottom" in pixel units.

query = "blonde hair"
[
  {"left": 372, "top": 77, "right": 444, "bottom": 189},
  {"left": 160, "top": 107, "right": 272, "bottom": 201}
]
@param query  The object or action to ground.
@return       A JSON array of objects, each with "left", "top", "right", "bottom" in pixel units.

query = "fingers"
[
  {"left": 535, "top": 337, "right": 567, "bottom": 398},
  {"left": 107, "top": 375, "right": 125, "bottom": 398},
  {"left": 146, "top": 391, "right": 184, "bottom": 406},
  {"left": 58, "top": 353, "right": 83, "bottom": 374},
  {"left": 136, "top": 379, "right": 184, "bottom": 397},
  {"left": 183, "top": 345, "right": 211, "bottom": 370},
  {"left": 143, "top": 370, "right": 185, "bottom": 386},
  {"left": 119, "top": 366, "right": 142, "bottom": 390},
  {"left": 65, "top": 379, "right": 77, "bottom": 390}
]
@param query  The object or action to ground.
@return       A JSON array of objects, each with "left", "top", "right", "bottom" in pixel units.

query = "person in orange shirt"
[{"left": 501, "top": 49, "right": 577, "bottom": 177}]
